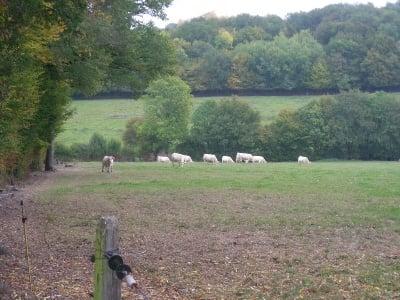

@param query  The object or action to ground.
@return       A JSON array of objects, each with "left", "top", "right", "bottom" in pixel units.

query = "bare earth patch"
[{"left": 1, "top": 166, "right": 399, "bottom": 299}]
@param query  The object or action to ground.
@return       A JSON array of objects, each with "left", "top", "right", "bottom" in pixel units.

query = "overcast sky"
[{"left": 150, "top": 0, "right": 397, "bottom": 28}]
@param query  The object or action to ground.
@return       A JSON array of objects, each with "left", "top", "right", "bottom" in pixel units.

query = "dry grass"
[{"left": 1, "top": 161, "right": 399, "bottom": 299}]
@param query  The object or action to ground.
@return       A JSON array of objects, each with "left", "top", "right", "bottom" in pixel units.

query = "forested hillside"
[
  {"left": 55, "top": 91, "right": 400, "bottom": 163},
  {"left": 163, "top": 2, "right": 400, "bottom": 94}
]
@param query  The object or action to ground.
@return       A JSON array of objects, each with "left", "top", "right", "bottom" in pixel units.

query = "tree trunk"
[{"left": 44, "top": 131, "right": 55, "bottom": 171}]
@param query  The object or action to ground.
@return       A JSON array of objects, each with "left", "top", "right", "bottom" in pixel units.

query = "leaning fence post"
[{"left": 94, "top": 216, "right": 121, "bottom": 300}]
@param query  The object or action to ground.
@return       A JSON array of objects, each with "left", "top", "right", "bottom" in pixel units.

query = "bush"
[
  {"left": 107, "top": 138, "right": 122, "bottom": 157},
  {"left": 70, "top": 143, "right": 89, "bottom": 161},
  {"left": 88, "top": 133, "right": 107, "bottom": 160},
  {"left": 54, "top": 142, "right": 73, "bottom": 161}
]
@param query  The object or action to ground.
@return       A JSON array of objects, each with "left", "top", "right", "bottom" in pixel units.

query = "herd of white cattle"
[
  {"left": 102, "top": 153, "right": 310, "bottom": 171},
  {"left": 155, "top": 152, "right": 311, "bottom": 166}
]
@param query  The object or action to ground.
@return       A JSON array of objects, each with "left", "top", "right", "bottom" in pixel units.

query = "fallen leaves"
[{"left": 1, "top": 168, "right": 399, "bottom": 299}]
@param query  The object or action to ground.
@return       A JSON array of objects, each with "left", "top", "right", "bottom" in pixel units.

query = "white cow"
[
  {"left": 102, "top": 155, "right": 115, "bottom": 173},
  {"left": 183, "top": 155, "right": 193, "bottom": 163},
  {"left": 251, "top": 155, "right": 267, "bottom": 163},
  {"left": 203, "top": 154, "right": 219, "bottom": 164},
  {"left": 236, "top": 152, "right": 253, "bottom": 163},
  {"left": 170, "top": 152, "right": 185, "bottom": 167},
  {"left": 221, "top": 155, "right": 234, "bottom": 163},
  {"left": 298, "top": 155, "right": 310, "bottom": 164},
  {"left": 157, "top": 155, "right": 171, "bottom": 163}
]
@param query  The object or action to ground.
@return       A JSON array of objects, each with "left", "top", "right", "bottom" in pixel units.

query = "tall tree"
[
  {"left": 262, "top": 109, "right": 307, "bottom": 161},
  {"left": 189, "top": 100, "right": 219, "bottom": 155},
  {"left": 304, "top": 58, "right": 333, "bottom": 90},
  {"left": 139, "top": 76, "right": 193, "bottom": 157},
  {"left": 360, "top": 34, "right": 400, "bottom": 89},
  {"left": 229, "top": 31, "right": 325, "bottom": 91},
  {"left": 169, "top": 17, "right": 219, "bottom": 44},
  {"left": 198, "top": 50, "right": 232, "bottom": 91},
  {"left": 1, "top": 0, "right": 176, "bottom": 178},
  {"left": 215, "top": 28, "right": 233, "bottom": 50},
  {"left": 43, "top": 0, "right": 175, "bottom": 170},
  {"left": 233, "top": 26, "right": 271, "bottom": 46},
  {"left": 190, "top": 98, "right": 260, "bottom": 158},
  {"left": 0, "top": 0, "right": 74, "bottom": 178}
]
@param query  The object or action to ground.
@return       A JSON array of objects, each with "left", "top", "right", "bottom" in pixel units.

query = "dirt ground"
[
  {"left": 1, "top": 167, "right": 399, "bottom": 300},
  {"left": 0, "top": 168, "right": 187, "bottom": 299},
  {"left": 1, "top": 169, "right": 100, "bottom": 300}
]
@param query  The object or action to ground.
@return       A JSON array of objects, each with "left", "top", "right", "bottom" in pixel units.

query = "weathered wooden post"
[{"left": 94, "top": 216, "right": 121, "bottom": 300}]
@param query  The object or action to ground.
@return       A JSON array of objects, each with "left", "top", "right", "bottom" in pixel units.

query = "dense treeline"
[
  {"left": 165, "top": 2, "right": 400, "bottom": 94},
  {"left": 179, "top": 91, "right": 400, "bottom": 162},
  {"left": 260, "top": 91, "right": 400, "bottom": 161},
  {"left": 0, "top": 0, "right": 175, "bottom": 183},
  {"left": 56, "top": 91, "right": 400, "bottom": 162}
]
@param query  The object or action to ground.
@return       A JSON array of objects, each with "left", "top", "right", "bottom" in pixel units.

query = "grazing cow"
[
  {"left": 157, "top": 155, "right": 171, "bottom": 163},
  {"left": 251, "top": 155, "right": 267, "bottom": 163},
  {"left": 236, "top": 152, "right": 253, "bottom": 163},
  {"left": 170, "top": 152, "right": 185, "bottom": 167},
  {"left": 222, "top": 155, "right": 234, "bottom": 163},
  {"left": 203, "top": 154, "right": 219, "bottom": 164},
  {"left": 102, "top": 156, "right": 115, "bottom": 173},
  {"left": 183, "top": 155, "right": 193, "bottom": 163},
  {"left": 298, "top": 155, "right": 310, "bottom": 164}
]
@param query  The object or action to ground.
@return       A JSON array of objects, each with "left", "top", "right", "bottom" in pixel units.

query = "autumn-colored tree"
[
  {"left": 1, "top": 0, "right": 176, "bottom": 180},
  {"left": 304, "top": 58, "right": 333, "bottom": 90},
  {"left": 0, "top": 0, "right": 72, "bottom": 179},
  {"left": 215, "top": 28, "right": 233, "bottom": 50}
]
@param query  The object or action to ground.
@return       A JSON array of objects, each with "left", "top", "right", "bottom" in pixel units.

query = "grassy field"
[
  {"left": 57, "top": 99, "right": 143, "bottom": 146},
  {"left": 32, "top": 160, "right": 399, "bottom": 299},
  {"left": 56, "top": 95, "right": 319, "bottom": 146}
]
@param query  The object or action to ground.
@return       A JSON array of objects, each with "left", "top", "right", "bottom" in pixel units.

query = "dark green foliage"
[
  {"left": 55, "top": 137, "right": 122, "bottom": 162},
  {"left": 169, "top": 3, "right": 400, "bottom": 93},
  {"left": 189, "top": 98, "right": 260, "bottom": 159},
  {"left": 189, "top": 100, "right": 219, "bottom": 158},
  {"left": 324, "top": 92, "right": 400, "bottom": 160},
  {"left": 70, "top": 143, "right": 89, "bottom": 161},
  {"left": 107, "top": 138, "right": 122, "bottom": 158},
  {"left": 54, "top": 143, "right": 73, "bottom": 161},
  {"left": 264, "top": 91, "right": 400, "bottom": 161},
  {"left": 259, "top": 109, "right": 308, "bottom": 161},
  {"left": 138, "top": 76, "right": 193, "bottom": 158},
  {"left": 88, "top": 133, "right": 107, "bottom": 161},
  {"left": 107, "top": 25, "right": 178, "bottom": 95},
  {"left": 122, "top": 117, "right": 143, "bottom": 160},
  {"left": 170, "top": 17, "right": 219, "bottom": 44},
  {"left": 0, "top": 0, "right": 176, "bottom": 182},
  {"left": 199, "top": 50, "right": 232, "bottom": 90},
  {"left": 360, "top": 34, "right": 400, "bottom": 88}
]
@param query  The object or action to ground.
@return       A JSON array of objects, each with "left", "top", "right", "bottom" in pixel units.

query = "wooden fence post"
[{"left": 94, "top": 216, "right": 121, "bottom": 300}]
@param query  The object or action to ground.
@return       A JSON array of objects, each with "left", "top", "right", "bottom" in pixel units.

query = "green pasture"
[
  {"left": 56, "top": 95, "right": 319, "bottom": 146},
  {"left": 45, "top": 161, "right": 400, "bottom": 231},
  {"left": 57, "top": 99, "right": 143, "bottom": 146},
  {"left": 38, "top": 161, "right": 399, "bottom": 299}
]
